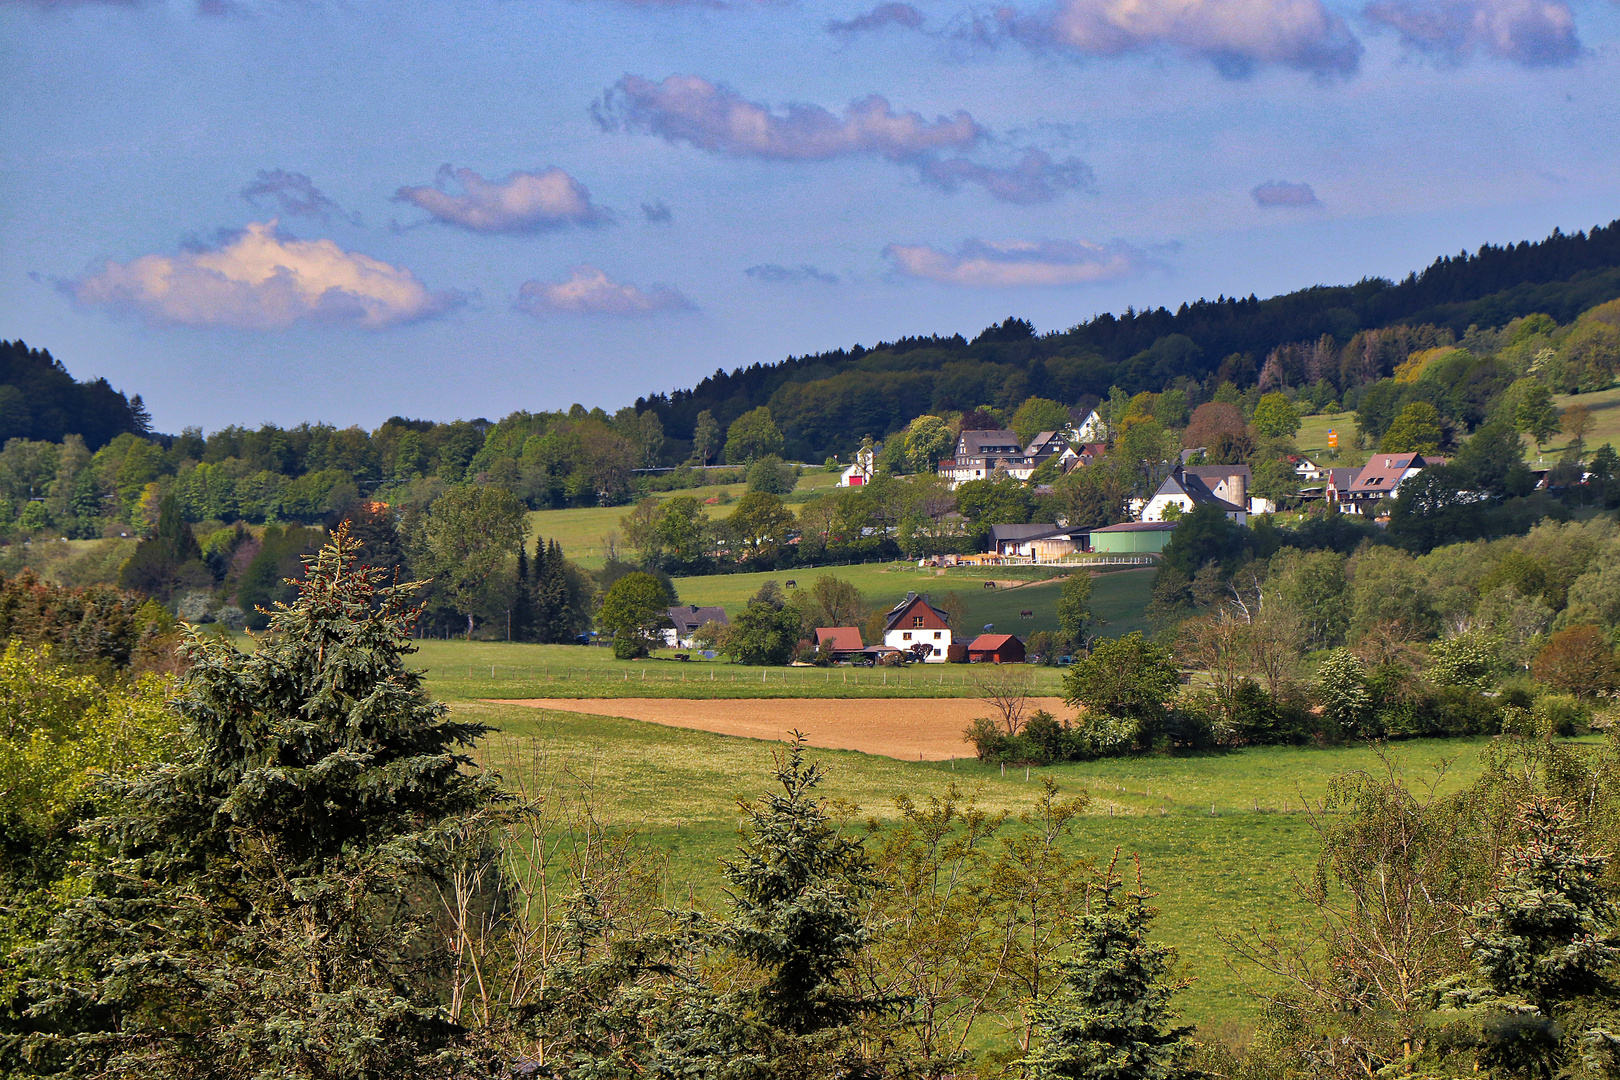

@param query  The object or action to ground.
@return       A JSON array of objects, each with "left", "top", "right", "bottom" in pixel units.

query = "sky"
[{"left": 1, "top": 0, "right": 1617, "bottom": 434}]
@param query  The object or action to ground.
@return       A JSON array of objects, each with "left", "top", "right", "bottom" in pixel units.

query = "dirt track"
[{"left": 487, "top": 697, "right": 1071, "bottom": 761}]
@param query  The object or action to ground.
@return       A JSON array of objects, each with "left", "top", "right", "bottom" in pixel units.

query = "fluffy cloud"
[
  {"left": 241, "top": 169, "right": 359, "bottom": 225},
  {"left": 919, "top": 149, "right": 1093, "bottom": 204},
  {"left": 63, "top": 222, "right": 459, "bottom": 329},
  {"left": 642, "top": 200, "right": 674, "bottom": 224},
  {"left": 988, "top": 0, "right": 1364, "bottom": 76},
  {"left": 594, "top": 75, "right": 1088, "bottom": 204},
  {"left": 883, "top": 238, "right": 1147, "bottom": 287},
  {"left": 1363, "top": 0, "right": 1578, "bottom": 65},
  {"left": 394, "top": 165, "right": 610, "bottom": 234},
  {"left": 1252, "top": 180, "right": 1320, "bottom": 206},
  {"left": 593, "top": 75, "right": 982, "bottom": 162},
  {"left": 516, "top": 266, "right": 694, "bottom": 316},
  {"left": 746, "top": 263, "right": 840, "bottom": 284},
  {"left": 827, "top": 2, "right": 926, "bottom": 34}
]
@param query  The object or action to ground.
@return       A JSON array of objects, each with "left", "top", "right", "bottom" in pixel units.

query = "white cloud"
[
  {"left": 1363, "top": 0, "right": 1578, "bottom": 65},
  {"left": 64, "top": 221, "right": 460, "bottom": 330},
  {"left": 1252, "top": 180, "right": 1320, "bottom": 206},
  {"left": 394, "top": 165, "right": 611, "bottom": 234},
  {"left": 593, "top": 75, "right": 983, "bottom": 162},
  {"left": 516, "top": 266, "right": 694, "bottom": 316},
  {"left": 884, "top": 238, "right": 1147, "bottom": 287},
  {"left": 989, "top": 0, "right": 1364, "bottom": 76}
]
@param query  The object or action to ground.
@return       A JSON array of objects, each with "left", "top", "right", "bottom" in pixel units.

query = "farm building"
[
  {"left": 882, "top": 592, "right": 952, "bottom": 662},
  {"left": 662, "top": 604, "right": 728, "bottom": 649},
  {"left": 814, "top": 626, "right": 865, "bottom": 660},
  {"left": 966, "top": 633, "right": 1026, "bottom": 664},
  {"left": 1089, "top": 520, "right": 1177, "bottom": 554}
]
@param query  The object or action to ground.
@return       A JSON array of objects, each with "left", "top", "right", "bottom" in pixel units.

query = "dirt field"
[{"left": 487, "top": 697, "right": 1072, "bottom": 760}]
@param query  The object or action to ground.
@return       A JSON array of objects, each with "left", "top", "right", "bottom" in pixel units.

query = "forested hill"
[
  {"left": 636, "top": 218, "right": 1620, "bottom": 461},
  {"left": 0, "top": 340, "right": 151, "bottom": 450}
]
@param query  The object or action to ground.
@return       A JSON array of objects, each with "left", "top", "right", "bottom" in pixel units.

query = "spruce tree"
[
  {"left": 653, "top": 736, "right": 882, "bottom": 1078},
  {"left": 34, "top": 524, "right": 501, "bottom": 1079},
  {"left": 1020, "top": 854, "right": 1196, "bottom": 1080},
  {"left": 512, "top": 540, "right": 533, "bottom": 641},
  {"left": 1452, "top": 800, "right": 1619, "bottom": 1078}
]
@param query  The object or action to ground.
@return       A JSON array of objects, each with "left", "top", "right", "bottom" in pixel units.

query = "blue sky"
[{"left": 2, "top": 0, "right": 1616, "bottom": 433}]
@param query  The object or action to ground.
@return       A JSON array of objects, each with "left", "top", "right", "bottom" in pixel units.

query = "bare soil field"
[{"left": 487, "top": 697, "right": 1072, "bottom": 760}]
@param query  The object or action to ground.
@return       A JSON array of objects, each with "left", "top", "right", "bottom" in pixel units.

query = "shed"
[
  {"left": 966, "top": 633, "right": 1026, "bottom": 664},
  {"left": 815, "top": 627, "right": 865, "bottom": 658},
  {"left": 1090, "top": 520, "right": 1177, "bottom": 554}
]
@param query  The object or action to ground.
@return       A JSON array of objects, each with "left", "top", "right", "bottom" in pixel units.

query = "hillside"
[{"left": 635, "top": 219, "right": 1620, "bottom": 460}]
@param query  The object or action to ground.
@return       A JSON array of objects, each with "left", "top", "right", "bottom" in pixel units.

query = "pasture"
[
  {"left": 464, "top": 689, "right": 1534, "bottom": 1030},
  {"left": 526, "top": 469, "right": 841, "bottom": 568}
]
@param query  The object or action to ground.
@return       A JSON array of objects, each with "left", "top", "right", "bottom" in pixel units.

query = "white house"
[
  {"left": 1070, "top": 409, "right": 1105, "bottom": 443},
  {"left": 882, "top": 592, "right": 952, "bottom": 662},
  {"left": 661, "top": 605, "right": 729, "bottom": 649},
  {"left": 1140, "top": 468, "right": 1248, "bottom": 524},
  {"left": 839, "top": 443, "right": 877, "bottom": 487},
  {"left": 938, "top": 429, "right": 1025, "bottom": 489}
]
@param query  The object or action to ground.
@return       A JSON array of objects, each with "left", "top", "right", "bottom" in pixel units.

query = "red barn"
[{"left": 966, "top": 633, "right": 1025, "bottom": 664}]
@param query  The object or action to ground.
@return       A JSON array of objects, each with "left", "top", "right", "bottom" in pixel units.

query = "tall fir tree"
[
  {"left": 512, "top": 540, "right": 533, "bottom": 641},
  {"left": 32, "top": 524, "right": 502, "bottom": 1079},
  {"left": 1450, "top": 800, "right": 1620, "bottom": 1079},
  {"left": 1020, "top": 852, "right": 1196, "bottom": 1080}
]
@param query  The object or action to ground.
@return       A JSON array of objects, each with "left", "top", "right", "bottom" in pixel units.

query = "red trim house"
[
  {"left": 882, "top": 592, "right": 952, "bottom": 662},
  {"left": 966, "top": 633, "right": 1025, "bottom": 664}
]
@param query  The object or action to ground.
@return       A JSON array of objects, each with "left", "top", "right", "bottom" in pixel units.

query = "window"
[
  {"left": 902, "top": 632, "right": 912, "bottom": 641},
  {"left": 933, "top": 631, "right": 942, "bottom": 639},
  {"left": 912, "top": 616, "right": 925, "bottom": 628},
  {"left": 933, "top": 647, "right": 942, "bottom": 655}
]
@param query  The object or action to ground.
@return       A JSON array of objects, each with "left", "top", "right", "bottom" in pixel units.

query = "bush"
[
  {"left": 613, "top": 633, "right": 647, "bottom": 660},
  {"left": 1532, "top": 692, "right": 1587, "bottom": 737}
]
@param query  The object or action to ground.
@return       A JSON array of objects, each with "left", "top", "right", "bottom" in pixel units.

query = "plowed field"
[{"left": 487, "top": 696, "right": 1071, "bottom": 760}]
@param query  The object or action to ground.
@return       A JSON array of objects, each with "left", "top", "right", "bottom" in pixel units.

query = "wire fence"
[{"left": 437, "top": 663, "right": 1066, "bottom": 692}]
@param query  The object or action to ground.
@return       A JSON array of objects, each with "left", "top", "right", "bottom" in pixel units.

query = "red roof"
[
  {"left": 815, "top": 627, "right": 864, "bottom": 651},
  {"left": 967, "top": 633, "right": 1021, "bottom": 651}
]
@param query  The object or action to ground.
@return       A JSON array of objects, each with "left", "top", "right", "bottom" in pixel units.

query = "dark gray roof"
[
  {"left": 1155, "top": 470, "right": 1244, "bottom": 513},
  {"left": 988, "top": 523, "right": 1062, "bottom": 544},
  {"left": 958, "top": 429, "right": 1023, "bottom": 456},
  {"left": 667, "top": 605, "right": 729, "bottom": 633}
]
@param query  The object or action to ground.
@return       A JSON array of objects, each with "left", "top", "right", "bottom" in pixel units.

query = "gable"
[{"left": 884, "top": 595, "right": 950, "bottom": 632}]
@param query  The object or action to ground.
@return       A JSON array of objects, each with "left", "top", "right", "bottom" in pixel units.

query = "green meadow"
[{"left": 404, "top": 637, "right": 1582, "bottom": 1031}]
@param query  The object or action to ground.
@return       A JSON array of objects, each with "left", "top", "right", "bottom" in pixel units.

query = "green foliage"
[
  {"left": 1379, "top": 400, "right": 1444, "bottom": 454},
  {"left": 600, "top": 571, "right": 674, "bottom": 657},
  {"left": 721, "top": 589, "right": 804, "bottom": 666},
  {"left": 1021, "top": 857, "right": 1195, "bottom": 1080},
  {"left": 1063, "top": 633, "right": 1181, "bottom": 753},
  {"left": 1055, "top": 572, "right": 1093, "bottom": 649},
  {"left": 746, "top": 454, "right": 796, "bottom": 495},
  {"left": 1511, "top": 378, "right": 1561, "bottom": 449},
  {"left": 117, "top": 493, "right": 211, "bottom": 603},
  {"left": 412, "top": 483, "right": 528, "bottom": 637},
  {"left": 526, "top": 536, "right": 594, "bottom": 643},
  {"left": 29, "top": 526, "right": 500, "bottom": 1079},
  {"left": 1012, "top": 397, "right": 1074, "bottom": 446},
  {"left": 903, "top": 414, "right": 955, "bottom": 472},
  {"left": 1250, "top": 392, "right": 1300, "bottom": 439},
  {"left": 690, "top": 409, "right": 722, "bottom": 466},
  {"left": 1428, "top": 631, "right": 1508, "bottom": 690},
  {"left": 1313, "top": 648, "right": 1371, "bottom": 736},
  {"left": 1158, "top": 503, "right": 1252, "bottom": 583},
  {"left": 727, "top": 491, "right": 796, "bottom": 567},
  {"left": 725, "top": 407, "right": 785, "bottom": 464}
]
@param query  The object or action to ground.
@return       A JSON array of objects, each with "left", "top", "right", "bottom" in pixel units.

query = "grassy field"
[
  {"left": 401, "top": 638, "right": 1069, "bottom": 699},
  {"left": 670, "top": 563, "right": 1155, "bottom": 640},
  {"left": 1293, "top": 410, "right": 1365, "bottom": 467},
  {"left": 527, "top": 469, "right": 842, "bottom": 568},
  {"left": 463, "top": 691, "right": 1542, "bottom": 1030}
]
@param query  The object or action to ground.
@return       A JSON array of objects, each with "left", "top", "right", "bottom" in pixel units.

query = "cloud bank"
[
  {"left": 1363, "top": 0, "right": 1578, "bottom": 65},
  {"left": 1251, "top": 180, "right": 1320, "bottom": 206},
  {"left": 63, "top": 222, "right": 460, "bottom": 330},
  {"left": 988, "top": 0, "right": 1364, "bottom": 76},
  {"left": 394, "top": 165, "right": 611, "bottom": 234},
  {"left": 746, "top": 263, "right": 840, "bottom": 284},
  {"left": 594, "top": 75, "right": 1089, "bottom": 204},
  {"left": 516, "top": 266, "right": 694, "bottom": 316},
  {"left": 241, "top": 169, "right": 359, "bottom": 225},
  {"left": 884, "top": 238, "right": 1147, "bottom": 287}
]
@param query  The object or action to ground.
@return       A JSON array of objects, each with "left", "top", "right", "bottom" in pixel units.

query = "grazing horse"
[
  {"left": 983, "top": 581, "right": 996, "bottom": 589},
  {"left": 784, "top": 580, "right": 797, "bottom": 588},
  {"left": 1020, "top": 610, "right": 1034, "bottom": 619}
]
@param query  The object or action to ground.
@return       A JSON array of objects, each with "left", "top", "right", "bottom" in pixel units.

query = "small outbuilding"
[
  {"left": 966, "top": 633, "right": 1026, "bottom": 664},
  {"left": 1090, "top": 520, "right": 1177, "bottom": 554},
  {"left": 815, "top": 626, "right": 866, "bottom": 660}
]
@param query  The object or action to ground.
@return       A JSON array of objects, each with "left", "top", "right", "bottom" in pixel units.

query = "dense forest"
[{"left": 637, "top": 219, "right": 1620, "bottom": 459}]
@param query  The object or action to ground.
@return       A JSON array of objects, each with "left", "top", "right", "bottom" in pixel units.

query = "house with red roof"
[
  {"left": 882, "top": 592, "right": 952, "bottom": 662},
  {"left": 967, "top": 633, "right": 1025, "bottom": 664}
]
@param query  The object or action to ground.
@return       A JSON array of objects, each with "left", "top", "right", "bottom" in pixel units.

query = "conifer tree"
[
  {"left": 1451, "top": 800, "right": 1620, "bottom": 1078},
  {"left": 1021, "top": 852, "right": 1196, "bottom": 1080},
  {"left": 33, "top": 524, "right": 501, "bottom": 1079},
  {"left": 512, "top": 540, "right": 533, "bottom": 641},
  {"left": 653, "top": 735, "right": 883, "bottom": 1078}
]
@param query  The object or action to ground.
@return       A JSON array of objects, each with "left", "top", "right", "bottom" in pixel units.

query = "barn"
[{"left": 966, "top": 633, "right": 1026, "bottom": 664}]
